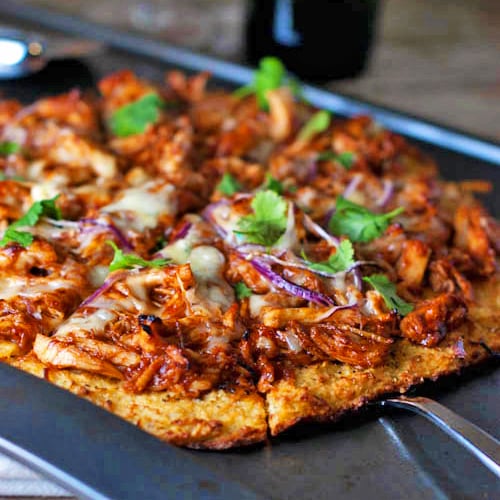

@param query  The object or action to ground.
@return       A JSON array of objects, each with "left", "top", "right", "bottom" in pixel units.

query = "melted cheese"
[
  {"left": 102, "top": 181, "right": 176, "bottom": 231},
  {"left": 0, "top": 276, "right": 75, "bottom": 301},
  {"left": 56, "top": 309, "right": 117, "bottom": 337}
]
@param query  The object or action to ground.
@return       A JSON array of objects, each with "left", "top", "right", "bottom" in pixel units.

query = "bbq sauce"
[{"left": 245, "top": 0, "right": 380, "bottom": 82}]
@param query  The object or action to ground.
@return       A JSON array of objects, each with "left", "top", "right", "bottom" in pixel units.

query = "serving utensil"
[
  {"left": 375, "top": 396, "right": 500, "bottom": 478},
  {"left": 0, "top": 27, "right": 101, "bottom": 79}
]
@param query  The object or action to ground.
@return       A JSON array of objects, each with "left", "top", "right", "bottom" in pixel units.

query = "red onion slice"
[
  {"left": 79, "top": 271, "right": 125, "bottom": 307},
  {"left": 303, "top": 213, "right": 339, "bottom": 247},
  {"left": 342, "top": 173, "right": 363, "bottom": 199},
  {"left": 376, "top": 179, "right": 394, "bottom": 208},
  {"left": 201, "top": 200, "right": 230, "bottom": 240},
  {"left": 250, "top": 257, "right": 335, "bottom": 306},
  {"left": 171, "top": 221, "right": 192, "bottom": 242},
  {"left": 80, "top": 218, "right": 133, "bottom": 250}
]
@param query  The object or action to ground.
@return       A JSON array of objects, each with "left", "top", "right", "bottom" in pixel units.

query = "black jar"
[{"left": 245, "top": 0, "right": 380, "bottom": 82}]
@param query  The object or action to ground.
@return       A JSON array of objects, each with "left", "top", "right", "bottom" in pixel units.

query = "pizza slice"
[
  {"left": 22, "top": 215, "right": 266, "bottom": 448},
  {"left": 203, "top": 186, "right": 500, "bottom": 436}
]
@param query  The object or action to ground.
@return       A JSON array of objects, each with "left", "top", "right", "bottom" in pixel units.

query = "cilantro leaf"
[
  {"left": 109, "top": 93, "right": 164, "bottom": 137},
  {"left": 317, "top": 151, "right": 356, "bottom": 170},
  {"left": 0, "top": 141, "right": 21, "bottom": 155},
  {"left": 329, "top": 196, "right": 404, "bottom": 243},
  {"left": 235, "top": 190, "right": 288, "bottom": 247},
  {"left": 234, "top": 57, "right": 302, "bottom": 111},
  {"left": 303, "top": 239, "right": 355, "bottom": 274},
  {"left": 107, "top": 241, "right": 170, "bottom": 271},
  {"left": 217, "top": 172, "right": 242, "bottom": 196},
  {"left": 297, "top": 110, "right": 331, "bottom": 142},
  {"left": 0, "top": 195, "right": 61, "bottom": 247},
  {"left": 262, "top": 173, "right": 284, "bottom": 195},
  {"left": 363, "top": 274, "right": 414, "bottom": 316},
  {"left": 234, "top": 282, "right": 252, "bottom": 300}
]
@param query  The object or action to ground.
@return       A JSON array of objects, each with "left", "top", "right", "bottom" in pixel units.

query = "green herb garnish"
[
  {"left": 0, "top": 195, "right": 61, "bottom": 247},
  {"left": 329, "top": 196, "right": 404, "bottom": 243},
  {"left": 262, "top": 173, "right": 284, "bottom": 195},
  {"left": 302, "top": 239, "right": 355, "bottom": 274},
  {"left": 297, "top": 110, "right": 331, "bottom": 142},
  {"left": 234, "top": 57, "right": 301, "bottom": 111},
  {"left": 363, "top": 274, "right": 414, "bottom": 316},
  {"left": 235, "top": 190, "right": 288, "bottom": 247},
  {"left": 317, "top": 151, "right": 356, "bottom": 170},
  {"left": 109, "top": 93, "right": 164, "bottom": 137},
  {"left": 107, "top": 240, "right": 170, "bottom": 271},
  {"left": 217, "top": 172, "right": 242, "bottom": 196},
  {"left": 234, "top": 281, "right": 253, "bottom": 300},
  {"left": 0, "top": 141, "right": 21, "bottom": 156}
]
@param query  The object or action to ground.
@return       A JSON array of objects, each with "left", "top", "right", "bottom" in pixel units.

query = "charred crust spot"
[{"left": 29, "top": 266, "right": 49, "bottom": 277}]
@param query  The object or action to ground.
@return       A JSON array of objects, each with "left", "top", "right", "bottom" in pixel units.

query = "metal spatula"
[{"left": 375, "top": 396, "right": 500, "bottom": 478}]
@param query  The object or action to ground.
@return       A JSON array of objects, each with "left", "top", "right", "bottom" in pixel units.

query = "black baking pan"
[{"left": 0, "top": 3, "right": 499, "bottom": 499}]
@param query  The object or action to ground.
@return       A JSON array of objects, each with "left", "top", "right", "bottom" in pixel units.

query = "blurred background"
[{"left": 16, "top": 0, "right": 500, "bottom": 141}]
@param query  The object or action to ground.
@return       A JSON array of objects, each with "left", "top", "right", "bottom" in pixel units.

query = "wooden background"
[{"left": 19, "top": 0, "right": 500, "bottom": 142}]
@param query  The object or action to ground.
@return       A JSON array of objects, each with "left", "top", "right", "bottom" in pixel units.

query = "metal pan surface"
[{"left": 0, "top": 5, "right": 498, "bottom": 499}]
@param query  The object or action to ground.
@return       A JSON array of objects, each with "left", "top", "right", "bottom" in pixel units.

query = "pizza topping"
[
  {"left": 329, "top": 196, "right": 404, "bottom": 243},
  {"left": 297, "top": 110, "right": 331, "bottom": 143},
  {"left": 109, "top": 92, "right": 164, "bottom": 137},
  {"left": 250, "top": 257, "right": 334, "bottom": 306},
  {"left": 363, "top": 274, "right": 413, "bottom": 316},
  {"left": 102, "top": 181, "right": 177, "bottom": 232},
  {"left": 216, "top": 172, "right": 241, "bottom": 196},
  {"left": 0, "top": 141, "right": 21, "bottom": 155},
  {"left": 0, "top": 195, "right": 61, "bottom": 247},
  {"left": 234, "top": 281, "right": 253, "bottom": 300},
  {"left": 317, "top": 150, "right": 356, "bottom": 170},
  {"left": 235, "top": 190, "right": 288, "bottom": 247},
  {"left": 302, "top": 239, "right": 355, "bottom": 274},
  {"left": 107, "top": 241, "right": 170, "bottom": 272},
  {"left": 234, "top": 56, "right": 287, "bottom": 111}
]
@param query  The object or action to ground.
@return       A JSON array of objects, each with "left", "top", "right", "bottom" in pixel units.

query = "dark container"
[{"left": 245, "top": 0, "right": 380, "bottom": 82}]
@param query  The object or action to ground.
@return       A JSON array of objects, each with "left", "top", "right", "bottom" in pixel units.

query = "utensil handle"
[{"left": 381, "top": 396, "right": 500, "bottom": 478}]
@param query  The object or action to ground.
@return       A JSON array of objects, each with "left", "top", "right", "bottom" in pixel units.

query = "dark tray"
[{"left": 0, "top": 4, "right": 499, "bottom": 499}]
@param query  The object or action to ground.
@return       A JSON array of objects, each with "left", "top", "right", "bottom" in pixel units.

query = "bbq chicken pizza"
[{"left": 0, "top": 58, "right": 498, "bottom": 448}]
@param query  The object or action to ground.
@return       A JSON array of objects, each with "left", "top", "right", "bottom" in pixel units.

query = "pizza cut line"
[{"left": 0, "top": 61, "right": 498, "bottom": 449}]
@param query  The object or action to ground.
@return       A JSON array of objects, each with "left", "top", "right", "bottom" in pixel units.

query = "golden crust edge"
[{"left": 8, "top": 354, "right": 267, "bottom": 450}]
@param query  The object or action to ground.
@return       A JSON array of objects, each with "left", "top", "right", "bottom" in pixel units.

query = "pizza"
[{"left": 0, "top": 58, "right": 498, "bottom": 449}]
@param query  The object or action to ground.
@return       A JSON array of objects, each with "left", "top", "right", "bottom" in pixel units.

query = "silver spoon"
[
  {"left": 0, "top": 27, "right": 102, "bottom": 79},
  {"left": 376, "top": 396, "right": 500, "bottom": 478}
]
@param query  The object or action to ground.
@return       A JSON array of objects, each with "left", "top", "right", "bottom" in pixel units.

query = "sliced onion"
[
  {"left": 313, "top": 302, "right": 357, "bottom": 322},
  {"left": 303, "top": 213, "right": 339, "bottom": 247},
  {"left": 172, "top": 221, "right": 192, "bottom": 242},
  {"left": 376, "top": 179, "right": 394, "bottom": 207},
  {"left": 250, "top": 257, "right": 334, "bottom": 306},
  {"left": 80, "top": 218, "right": 133, "bottom": 250},
  {"left": 201, "top": 200, "right": 230, "bottom": 239},
  {"left": 79, "top": 271, "right": 125, "bottom": 307},
  {"left": 351, "top": 267, "right": 363, "bottom": 290},
  {"left": 283, "top": 330, "right": 302, "bottom": 353},
  {"left": 44, "top": 218, "right": 79, "bottom": 229},
  {"left": 343, "top": 173, "right": 362, "bottom": 199},
  {"left": 274, "top": 202, "right": 298, "bottom": 251}
]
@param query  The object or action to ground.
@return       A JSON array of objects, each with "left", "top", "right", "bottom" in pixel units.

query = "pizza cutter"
[
  {"left": 0, "top": 26, "right": 102, "bottom": 79},
  {"left": 374, "top": 395, "right": 500, "bottom": 478}
]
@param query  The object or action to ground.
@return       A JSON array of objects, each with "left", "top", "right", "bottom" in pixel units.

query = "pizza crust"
[
  {"left": 265, "top": 279, "right": 500, "bottom": 435},
  {"left": 10, "top": 354, "right": 267, "bottom": 449}
]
